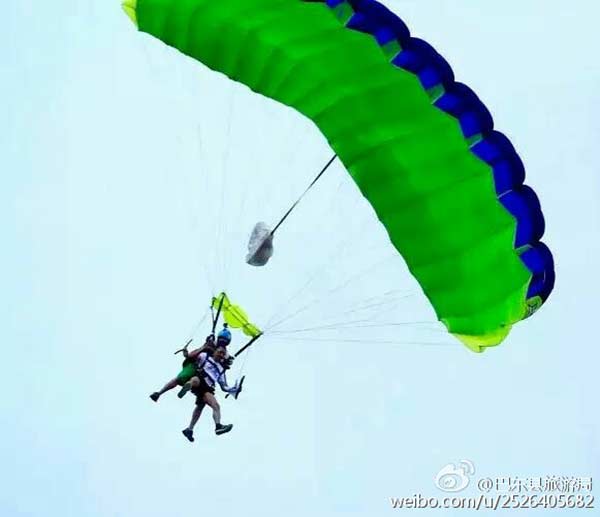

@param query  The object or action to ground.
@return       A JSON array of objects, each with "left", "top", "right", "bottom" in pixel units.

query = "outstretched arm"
[{"left": 218, "top": 373, "right": 238, "bottom": 395}]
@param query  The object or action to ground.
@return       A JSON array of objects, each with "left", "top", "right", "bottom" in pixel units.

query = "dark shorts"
[{"left": 192, "top": 377, "right": 215, "bottom": 405}]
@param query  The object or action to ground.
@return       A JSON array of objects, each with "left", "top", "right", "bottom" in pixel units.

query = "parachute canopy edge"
[
  {"left": 452, "top": 327, "right": 512, "bottom": 353},
  {"left": 122, "top": 0, "right": 138, "bottom": 26}
]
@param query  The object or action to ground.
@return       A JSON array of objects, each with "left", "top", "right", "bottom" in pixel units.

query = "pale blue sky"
[{"left": 3, "top": 1, "right": 599, "bottom": 516}]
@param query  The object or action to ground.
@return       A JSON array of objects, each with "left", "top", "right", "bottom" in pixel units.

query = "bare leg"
[
  {"left": 158, "top": 378, "right": 178, "bottom": 395},
  {"left": 150, "top": 377, "right": 180, "bottom": 402},
  {"left": 202, "top": 392, "right": 221, "bottom": 426},
  {"left": 203, "top": 393, "right": 233, "bottom": 435},
  {"left": 182, "top": 397, "right": 205, "bottom": 443},
  {"left": 188, "top": 404, "right": 204, "bottom": 431}
]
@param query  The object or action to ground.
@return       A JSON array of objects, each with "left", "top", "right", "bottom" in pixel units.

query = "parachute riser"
[
  {"left": 233, "top": 333, "right": 263, "bottom": 358},
  {"left": 270, "top": 154, "right": 337, "bottom": 237},
  {"left": 211, "top": 293, "right": 226, "bottom": 334}
]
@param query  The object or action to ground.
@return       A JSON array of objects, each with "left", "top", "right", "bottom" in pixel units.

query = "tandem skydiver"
[
  {"left": 178, "top": 343, "right": 241, "bottom": 442},
  {"left": 149, "top": 334, "right": 217, "bottom": 402}
]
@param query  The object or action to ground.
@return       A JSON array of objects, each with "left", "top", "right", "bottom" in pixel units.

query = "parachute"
[
  {"left": 246, "top": 222, "right": 274, "bottom": 267},
  {"left": 123, "top": 0, "right": 555, "bottom": 352},
  {"left": 212, "top": 293, "right": 262, "bottom": 339}
]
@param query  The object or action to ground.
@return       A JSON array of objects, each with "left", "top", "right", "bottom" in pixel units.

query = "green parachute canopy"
[{"left": 123, "top": 0, "right": 554, "bottom": 352}]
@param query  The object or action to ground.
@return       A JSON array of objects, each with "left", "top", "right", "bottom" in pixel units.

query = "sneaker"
[
  {"left": 182, "top": 429, "right": 194, "bottom": 442},
  {"left": 177, "top": 383, "right": 192, "bottom": 399},
  {"left": 215, "top": 423, "right": 233, "bottom": 436},
  {"left": 150, "top": 392, "right": 160, "bottom": 402}
]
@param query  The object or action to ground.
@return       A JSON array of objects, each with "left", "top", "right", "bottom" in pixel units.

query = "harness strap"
[{"left": 195, "top": 354, "right": 226, "bottom": 387}]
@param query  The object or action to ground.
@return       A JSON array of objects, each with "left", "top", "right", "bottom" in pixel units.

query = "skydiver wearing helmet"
[
  {"left": 149, "top": 334, "right": 218, "bottom": 402},
  {"left": 149, "top": 323, "right": 236, "bottom": 402},
  {"left": 178, "top": 343, "right": 242, "bottom": 442},
  {"left": 217, "top": 323, "right": 232, "bottom": 347},
  {"left": 216, "top": 323, "right": 235, "bottom": 368}
]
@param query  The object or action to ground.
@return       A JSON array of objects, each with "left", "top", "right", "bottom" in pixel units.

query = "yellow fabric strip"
[{"left": 212, "top": 293, "right": 262, "bottom": 338}]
